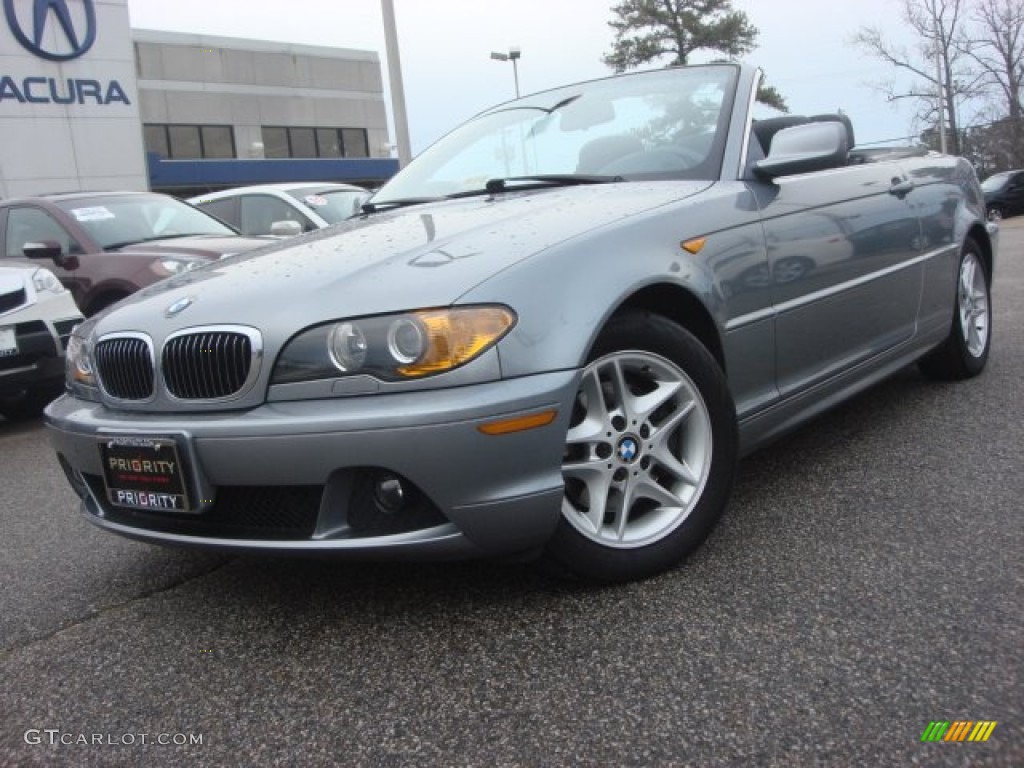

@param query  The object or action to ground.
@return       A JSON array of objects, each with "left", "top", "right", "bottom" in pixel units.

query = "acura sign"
[
  {"left": 0, "top": 75, "right": 130, "bottom": 104},
  {"left": 0, "top": 0, "right": 147, "bottom": 197},
  {"left": 2, "top": 0, "right": 130, "bottom": 105}
]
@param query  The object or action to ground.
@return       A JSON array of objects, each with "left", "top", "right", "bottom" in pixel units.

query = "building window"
[
  {"left": 262, "top": 127, "right": 289, "bottom": 159},
  {"left": 289, "top": 128, "right": 317, "bottom": 158},
  {"left": 316, "top": 128, "right": 341, "bottom": 157},
  {"left": 143, "top": 124, "right": 237, "bottom": 159},
  {"left": 341, "top": 128, "right": 369, "bottom": 158},
  {"left": 143, "top": 125, "right": 169, "bottom": 158},
  {"left": 168, "top": 125, "right": 201, "bottom": 158},
  {"left": 260, "top": 126, "right": 370, "bottom": 159},
  {"left": 201, "top": 126, "right": 235, "bottom": 159}
]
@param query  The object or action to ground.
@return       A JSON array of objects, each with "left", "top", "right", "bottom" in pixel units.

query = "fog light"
[{"left": 373, "top": 474, "right": 405, "bottom": 514}]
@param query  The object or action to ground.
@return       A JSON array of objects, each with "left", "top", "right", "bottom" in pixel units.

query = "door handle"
[{"left": 889, "top": 178, "right": 915, "bottom": 198}]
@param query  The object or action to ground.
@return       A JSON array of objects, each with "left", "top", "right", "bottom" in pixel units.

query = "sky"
[{"left": 125, "top": 0, "right": 926, "bottom": 156}]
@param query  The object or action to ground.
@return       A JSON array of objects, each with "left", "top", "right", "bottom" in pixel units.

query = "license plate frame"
[
  {"left": 100, "top": 436, "right": 192, "bottom": 513},
  {"left": 0, "top": 325, "right": 16, "bottom": 357}
]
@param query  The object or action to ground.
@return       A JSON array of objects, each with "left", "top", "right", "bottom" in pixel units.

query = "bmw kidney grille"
[
  {"left": 94, "top": 335, "right": 154, "bottom": 400},
  {"left": 95, "top": 327, "right": 261, "bottom": 401}
]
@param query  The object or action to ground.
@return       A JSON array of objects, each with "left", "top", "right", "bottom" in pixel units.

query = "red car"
[{"left": 0, "top": 191, "right": 272, "bottom": 315}]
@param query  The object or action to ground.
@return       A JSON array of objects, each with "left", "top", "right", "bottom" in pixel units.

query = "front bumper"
[{"left": 44, "top": 370, "right": 579, "bottom": 559}]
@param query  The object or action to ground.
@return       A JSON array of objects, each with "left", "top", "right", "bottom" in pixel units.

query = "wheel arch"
[
  {"left": 966, "top": 222, "right": 994, "bottom": 283},
  {"left": 612, "top": 283, "right": 727, "bottom": 375}
]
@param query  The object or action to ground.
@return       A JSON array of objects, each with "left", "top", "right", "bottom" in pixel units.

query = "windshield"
[
  {"left": 57, "top": 194, "right": 235, "bottom": 249},
  {"left": 372, "top": 65, "right": 738, "bottom": 204},
  {"left": 286, "top": 187, "right": 370, "bottom": 223},
  {"left": 981, "top": 173, "right": 1010, "bottom": 192}
]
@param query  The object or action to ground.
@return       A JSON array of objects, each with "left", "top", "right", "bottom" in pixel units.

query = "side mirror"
[
  {"left": 23, "top": 240, "right": 79, "bottom": 270},
  {"left": 754, "top": 122, "right": 849, "bottom": 180},
  {"left": 270, "top": 220, "right": 303, "bottom": 237}
]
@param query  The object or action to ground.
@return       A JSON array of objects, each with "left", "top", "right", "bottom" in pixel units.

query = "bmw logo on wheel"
[{"left": 617, "top": 437, "right": 639, "bottom": 463}]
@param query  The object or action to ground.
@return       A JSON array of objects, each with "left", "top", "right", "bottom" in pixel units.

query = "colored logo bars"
[{"left": 921, "top": 721, "right": 997, "bottom": 743}]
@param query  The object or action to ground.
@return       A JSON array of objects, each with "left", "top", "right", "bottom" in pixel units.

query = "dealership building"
[{"left": 0, "top": 0, "right": 399, "bottom": 199}]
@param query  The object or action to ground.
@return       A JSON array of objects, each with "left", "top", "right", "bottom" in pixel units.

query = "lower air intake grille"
[
  {"left": 88, "top": 480, "right": 323, "bottom": 540},
  {"left": 95, "top": 336, "right": 154, "bottom": 400}
]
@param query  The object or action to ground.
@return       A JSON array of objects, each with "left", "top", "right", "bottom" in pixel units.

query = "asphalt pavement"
[{"left": 1, "top": 221, "right": 1021, "bottom": 767}]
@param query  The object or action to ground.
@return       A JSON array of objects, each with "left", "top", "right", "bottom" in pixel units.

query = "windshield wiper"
[
  {"left": 362, "top": 175, "right": 622, "bottom": 214},
  {"left": 482, "top": 174, "right": 623, "bottom": 194},
  {"left": 104, "top": 234, "right": 213, "bottom": 250},
  {"left": 361, "top": 197, "right": 442, "bottom": 214}
]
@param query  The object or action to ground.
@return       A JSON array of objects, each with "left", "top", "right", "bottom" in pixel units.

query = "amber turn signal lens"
[
  {"left": 396, "top": 306, "right": 516, "bottom": 378},
  {"left": 478, "top": 409, "right": 558, "bottom": 435},
  {"left": 681, "top": 237, "right": 707, "bottom": 254}
]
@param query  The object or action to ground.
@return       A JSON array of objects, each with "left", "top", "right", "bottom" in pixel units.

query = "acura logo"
[{"left": 4, "top": 0, "right": 96, "bottom": 62}]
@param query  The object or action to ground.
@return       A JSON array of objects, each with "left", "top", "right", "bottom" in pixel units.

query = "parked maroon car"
[{"left": 0, "top": 191, "right": 272, "bottom": 315}]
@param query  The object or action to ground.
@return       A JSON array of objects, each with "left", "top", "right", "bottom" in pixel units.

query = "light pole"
[
  {"left": 490, "top": 47, "right": 521, "bottom": 98},
  {"left": 933, "top": 15, "right": 948, "bottom": 154},
  {"left": 381, "top": 0, "right": 412, "bottom": 167}
]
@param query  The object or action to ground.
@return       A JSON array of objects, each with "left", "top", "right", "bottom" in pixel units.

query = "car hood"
[
  {"left": 96, "top": 182, "right": 711, "bottom": 334},
  {"left": 0, "top": 266, "right": 30, "bottom": 296},
  {"left": 110, "top": 234, "right": 274, "bottom": 259},
  {"left": 0, "top": 262, "right": 37, "bottom": 281}
]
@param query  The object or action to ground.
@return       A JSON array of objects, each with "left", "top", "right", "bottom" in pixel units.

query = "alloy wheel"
[
  {"left": 959, "top": 251, "right": 989, "bottom": 358},
  {"left": 561, "top": 351, "right": 712, "bottom": 548}
]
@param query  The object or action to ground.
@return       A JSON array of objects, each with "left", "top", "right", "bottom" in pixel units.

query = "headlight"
[
  {"left": 155, "top": 258, "right": 204, "bottom": 277},
  {"left": 273, "top": 306, "right": 516, "bottom": 384},
  {"left": 32, "top": 268, "right": 63, "bottom": 295},
  {"left": 65, "top": 335, "right": 99, "bottom": 399}
]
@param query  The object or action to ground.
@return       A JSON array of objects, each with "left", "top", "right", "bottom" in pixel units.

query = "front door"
[{"left": 756, "top": 162, "right": 923, "bottom": 396}]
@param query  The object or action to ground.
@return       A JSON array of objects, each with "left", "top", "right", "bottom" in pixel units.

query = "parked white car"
[
  {"left": 0, "top": 264, "right": 82, "bottom": 420},
  {"left": 189, "top": 183, "right": 370, "bottom": 236}
]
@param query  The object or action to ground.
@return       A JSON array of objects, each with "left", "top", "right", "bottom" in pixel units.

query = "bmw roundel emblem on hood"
[{"left": 165, "top": 296, "right": 194, "bottom": 317}]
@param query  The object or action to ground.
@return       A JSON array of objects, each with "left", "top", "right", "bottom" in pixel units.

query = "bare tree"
[
  {"left": 960, "top": 0, "right": 1024, "bottom": 168},
  {"left": 853, "top": 0, "right": 973, "bottom": 153}
]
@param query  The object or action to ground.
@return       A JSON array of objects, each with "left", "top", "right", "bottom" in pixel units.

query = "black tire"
[
  {"left": 987, "top": 206, "right": 1003, "bottom": 222},
  {"left": 0, "top": 386, "right": 62, "bottom": 422},
  {"left": 542, "top": 311, "right": 738, "bottom": 583},
  {"left": 919, "top": 238, "right": 991, "bottom": 381}
]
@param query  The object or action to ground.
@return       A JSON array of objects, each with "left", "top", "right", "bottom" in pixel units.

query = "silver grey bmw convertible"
[{"left": 44, "top": 63, "right": 995, "bottom": 582}]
